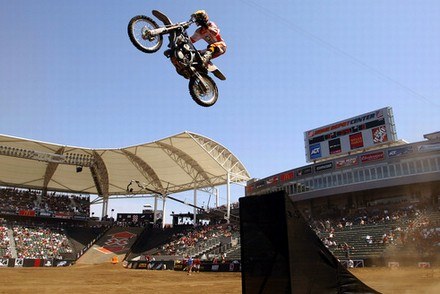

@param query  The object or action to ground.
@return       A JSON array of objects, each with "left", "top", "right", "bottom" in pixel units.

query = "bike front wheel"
[
  {"left": 128, "top": 15, "right": 163, "bottom": 53},
  {"left": 189, "top": 74, "right": 219, "bottom": 107}
]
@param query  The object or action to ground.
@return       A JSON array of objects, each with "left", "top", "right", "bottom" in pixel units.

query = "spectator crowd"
[
  {"left": 308, "top": 201, "right": 440, "bottom": 259},
  {"left": 0, "top": 187, "right": 90, "bottom": 218},
  {"left": 12, "top": 224, "right": 73, "bottom": 259},
  {"left": 157, "top": 223, "right": 238, "bottom": 256}
]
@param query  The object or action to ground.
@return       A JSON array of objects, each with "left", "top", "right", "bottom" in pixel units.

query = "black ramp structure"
[{"left": 239, "top": 191, "right": 380, "bottom": 294}]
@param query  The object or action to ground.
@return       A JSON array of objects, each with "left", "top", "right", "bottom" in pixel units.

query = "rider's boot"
[
  {"left": 202, "top": 51, "right": 213, "bottom": 67},
  {"left": 164, "top": 49, "right": 172, "bottom": 58}
]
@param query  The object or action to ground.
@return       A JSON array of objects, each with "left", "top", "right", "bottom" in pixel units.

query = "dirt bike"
[{"left": 127, "top": 10, "right": 226, "bottom": 107}]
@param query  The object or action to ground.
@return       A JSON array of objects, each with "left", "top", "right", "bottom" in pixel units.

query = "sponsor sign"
[
  {"left": 309, "top": 143, "right": 322, "bottom": 160},
  {"left": 54, "top": 212, "right": 72, "bottom": 219},
  {"left": 279, "top": 171, "right": 294, "bottom": 182},
  {"left": 349, "top": 133, "right": 364, "bottom": 149},
  {"left": 388, "top": 146, "right": 413, "bottom": 158},
  {"left": 0, "top": 209, "right": 16, "bottom": 215},
  {"left": 265, "top": 176, "right": 279, "bottom": 185},
  {"left": 15, "top": 258, "right": 24, "bottom": 267},
  {"left": 360, "top": 151, "right": 385, "bottom": 163},
  {"left": 315, "top": 162, "right": 333, "bottom": 172},
  {"left": 418, "top": 143, "right": 440, "bottom": 152},
  {"left": 336, "top": 157, "right": 358, "bottom": 169},
  {"left": 255, "top": 180, "right": 265, "bottom": 189},
  {"left": 19, "top": 210, "right": 36, "bottom": 217},
  {"left": 329, "top": 138, "right": 342, "bottom": 154},
  {"left": 56, "top": 260, "right": 69, "bottom": 267},
  {"left": 39, "top": 211, "right": 53, "bottom": 217},
  {"left": 296, "top": 167, "right": 312, "bottom": 177},
  {"left": 372, "top": 126, "right": 388, "bottom": 144},
  {"left": 0, "top": 259, "right": 9, "bottom": 267},
  {"left": 117, "top": 213, "right": 154, "bottom": 223},
  {"left": 211, "top": 264, "right": 219, "bottom": 271}
]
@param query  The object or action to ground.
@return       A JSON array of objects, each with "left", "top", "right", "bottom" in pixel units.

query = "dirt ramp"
[{"left": 77, "top": 227, "right": 143, "bottom": 264}]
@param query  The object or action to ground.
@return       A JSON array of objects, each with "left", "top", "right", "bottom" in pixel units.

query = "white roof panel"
[{"left": 0, "top": 131, "right": 250, "bottom": 197}]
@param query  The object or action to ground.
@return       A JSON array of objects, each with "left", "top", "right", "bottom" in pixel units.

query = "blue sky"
[{"left": 1, "top": 1, "right": 439, "bottom": 223}]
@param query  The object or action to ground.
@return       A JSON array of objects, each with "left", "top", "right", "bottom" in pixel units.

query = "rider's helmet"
[{"left": 192, "top": 10, "right": 209, "bottom": 26}]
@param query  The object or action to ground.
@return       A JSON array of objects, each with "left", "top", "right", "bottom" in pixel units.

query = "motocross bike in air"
[{"left": 128, "top": 10, "right": 226, "bottom": 107}]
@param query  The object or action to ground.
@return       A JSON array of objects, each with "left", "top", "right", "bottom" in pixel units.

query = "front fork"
[
  {"left": 142, "top": 27, "right": 167, "bottom": 40},
  {"left": 193, "top": 72, "right": 210, "bottom": 93}
]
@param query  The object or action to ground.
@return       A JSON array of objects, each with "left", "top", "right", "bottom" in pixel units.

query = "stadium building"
[
  {"left": 246, "top": 108, "right": 439, "bottom": 214},
  {"left": 244, "top": 108, "right": 440, "bottom": 266}
]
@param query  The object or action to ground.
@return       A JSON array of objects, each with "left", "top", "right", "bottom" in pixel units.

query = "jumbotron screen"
[{"left": 304, "top": 107, "right": 397, "bottom": 162}]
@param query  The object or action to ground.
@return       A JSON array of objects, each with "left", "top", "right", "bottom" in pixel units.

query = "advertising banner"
[
  {"left": 309, "top": 143, "right": 322, "bottom": 160},
  {"left": 18, "top": 210, "right": 36, "bottom": 217},
  {"left": 372, "top": 126, "right": 388, "bottom": 144},
  {"left": 329, "top": 138, "right": 342, "bottom": 155},
  {"left": 296, "top": 167, "right": 312, "bottom": 177},
  {"left": 388, "top": 146, "right": 413, "bottom": 158},
  {"left": 418, "top": 143, "right": 440, "bottom": 153},
  {"left": 360, "top": 151, "right": 385, "bottom": 163},
  {"left": 0, "top": 259, "right": 9, "bottom": 267},
  {"left": 315, "top": 162, "right": 333, "bottom": 172},
  {"left": 349, "top": 133, "right": 364, "bottom": 149},
  {"left": 336, "top": 157, "right": 358, "bottom": 169}
]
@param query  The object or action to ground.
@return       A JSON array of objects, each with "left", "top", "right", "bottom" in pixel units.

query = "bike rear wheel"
[
  {"left": 128, "top": 15, "right": 163, "bottom": 53},
  {"left": 189, "top": 74, "right": 218, "bottom": 107}
]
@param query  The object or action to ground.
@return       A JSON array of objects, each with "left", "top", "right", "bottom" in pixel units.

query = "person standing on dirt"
[
  {"left": 186, "top": 255, "right": 194, "bottom": 275},
  {"left": 193, "top": 257, "right": 201, "bottom": 273}
]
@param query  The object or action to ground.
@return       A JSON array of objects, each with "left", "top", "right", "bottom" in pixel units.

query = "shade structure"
[{"left": 0, "top": 131, "right": 250, "bottom": 198}]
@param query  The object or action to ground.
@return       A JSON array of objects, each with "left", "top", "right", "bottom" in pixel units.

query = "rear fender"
[{"left": 207, "top": 64, "right": 226, "bottom": 81}]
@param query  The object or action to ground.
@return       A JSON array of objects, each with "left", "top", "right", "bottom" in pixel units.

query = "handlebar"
[{"left": 182, "top": 19, "right": 195, "bottom": 28}]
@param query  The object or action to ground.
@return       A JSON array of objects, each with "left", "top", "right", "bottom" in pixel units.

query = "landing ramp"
[{"left": 77, "top": 227, "right": 143, "bottom": 264}]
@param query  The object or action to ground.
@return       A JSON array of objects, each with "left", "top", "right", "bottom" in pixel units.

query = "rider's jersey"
[{"left": 190, "top": 22, "right": 226, "bottom": 49}]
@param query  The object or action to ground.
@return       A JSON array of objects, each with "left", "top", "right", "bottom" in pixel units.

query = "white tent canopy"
[{"left": 0, "top": 131, "right": 250, "bottom": 221}]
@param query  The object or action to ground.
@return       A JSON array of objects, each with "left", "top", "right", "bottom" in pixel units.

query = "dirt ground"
[{"left": 0, "top": 264, "right": 440, "bottom": 294}]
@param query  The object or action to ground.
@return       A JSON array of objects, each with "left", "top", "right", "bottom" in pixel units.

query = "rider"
[{"left": 190, "top": 10, "right": 226, "bottom": 66}]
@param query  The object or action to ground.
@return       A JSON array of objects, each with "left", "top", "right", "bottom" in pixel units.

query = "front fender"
[{"left": 152, "top": 10, "right": 172, "bottom": 26}]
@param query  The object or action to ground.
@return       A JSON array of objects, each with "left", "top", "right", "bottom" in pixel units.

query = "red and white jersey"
[{"left": 190, "top": 22, "right": 226, "bottom": 47}]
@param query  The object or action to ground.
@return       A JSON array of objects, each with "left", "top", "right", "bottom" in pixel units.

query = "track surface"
[{"left": 0, "top": 264, "right": 440, "bottom": 293}]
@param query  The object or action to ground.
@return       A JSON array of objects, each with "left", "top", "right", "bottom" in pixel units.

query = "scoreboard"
[{"left": 304, "top": 107, "right": 397, "bottom": 162}]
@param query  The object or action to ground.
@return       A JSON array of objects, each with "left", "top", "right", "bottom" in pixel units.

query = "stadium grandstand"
[
  {"left": 245, "top": 126, "right": 440, "bottom": 267},
  {"left": 0, "top": 121, "right": 438, "bottom": 271},
  {"left": 0, "top": 131, "right": 249, "bottom": 268}
]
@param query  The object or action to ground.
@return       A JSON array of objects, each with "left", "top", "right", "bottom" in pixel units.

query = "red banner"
[
  {"left": 349, "top": 132, "right": 364, "bottom": 149},
  {"left": 19, "top": 210, "right": 36, "bottom": 217},
  {"left": 361, "top": 151, "right": 385, "bottom": 163},
  {"left": 279, "top": 171, "right": 294, "bottom": 182}
]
